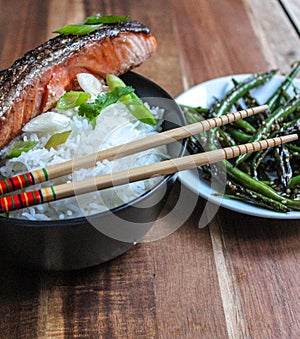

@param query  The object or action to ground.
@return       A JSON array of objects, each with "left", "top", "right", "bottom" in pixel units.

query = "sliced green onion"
[
  {"left": 122, "top": 100, "right": 158, "bottom": 125},
  {"left": 84, "top": 14, "right": 130, "bottom": 25},
  {"left": 53, "top": 24, "right": 103, "bottom": 36},
  {"left": 44, "top": 130, "right": 72, "bottom": 150},
  {"left": 56, "top": 91, "right": 91, "bottom": 110},
  {"left": 53, "top": 15, "right": 130, "bottom": 36},
  {"left": 7, "top": 141, "right": 38, "bottom": 159},
  {"left": 106, "top": 74, "right": 157, "bottom": 125}
]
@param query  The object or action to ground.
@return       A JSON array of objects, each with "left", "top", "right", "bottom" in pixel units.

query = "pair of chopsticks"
[{"left": 0, "top": 105, "right": 298, "bottom": 213}]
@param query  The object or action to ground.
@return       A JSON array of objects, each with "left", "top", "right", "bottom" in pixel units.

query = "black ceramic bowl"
[{"left": 0, "top": 72, "right": 186, "bottom": 271}]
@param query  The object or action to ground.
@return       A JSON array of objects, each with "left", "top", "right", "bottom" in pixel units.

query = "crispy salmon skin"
[{"left": 0, "top": 19, "right": 157, "bottom": 149}]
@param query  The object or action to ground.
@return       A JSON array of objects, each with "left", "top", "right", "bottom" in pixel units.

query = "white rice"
[{"left": 0, "top": 74, "right": 168, "bottom": 221}]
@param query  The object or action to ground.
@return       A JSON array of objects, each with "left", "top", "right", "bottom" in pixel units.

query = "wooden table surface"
[{"left": 0, "top": 0, "right": 299, "bottom": 338}]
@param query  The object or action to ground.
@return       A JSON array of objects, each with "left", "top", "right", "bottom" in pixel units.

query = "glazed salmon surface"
[{"left": 0, "top": 20, "right": 157, "bottom": 150}]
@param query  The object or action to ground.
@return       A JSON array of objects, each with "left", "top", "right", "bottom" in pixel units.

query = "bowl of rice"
[{"left": 0, "top": 72, "right": 186, "bottom": 270}]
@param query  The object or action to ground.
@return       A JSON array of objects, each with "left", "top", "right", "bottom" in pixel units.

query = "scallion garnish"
[
  {"left": 44, "top": 130, "right": 72, "bottom": 150},
  {"left": 56, "top": 91, "right": 91, "bottom": 110},
  {"left": 7, "top": 141, "right": 38, "bottom": 159},
  {"left": 53, "top": 14, "right": 130, "bottom": 36},
  {"left": 84, "top": 14, "right": 130, "bottom": 25},
  {"left": 106, "top": 74, "right": 157, "bottom": 125},
  {"left": 54, "top": 24, "right": 103, "bottom": 36}
]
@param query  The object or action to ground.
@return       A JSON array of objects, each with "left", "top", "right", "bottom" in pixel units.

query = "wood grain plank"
[
  {"left": 56, "top": 250, "right": 157, "bottom": 338},
  {"left": 149, "top": 184, "right": 228, "bottom": 338},
  {"left": 243, "top": 0, "right": 300, "bottom": 73},
  {"left": 209, "top": 221, "right": 251, "bottom": 339},
  {"left": 0, "top": 263, "right": 40, "bottom": 339},
  {"left": 46, "top": 0, "right": 85, "bottom": 39},
  {"left": 169, "top": 0, "right": 268, "bottom": 93},
  {"left": 216, "top": 209, "right": 300, "bottom": 338},
  {"left": 0, "top": 0, "right": 48, "bottom": 70},
  {"left": 151, "top": 231, "right": 229, "bottom": 338}
]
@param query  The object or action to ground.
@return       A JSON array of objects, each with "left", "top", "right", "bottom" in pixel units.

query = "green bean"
[
  {"left": 183, "top": 110, "right": 203, "bottom": 124},
  {"left": 266, "top": 61, "right": 300, "bottom": 111},
  {"left": 287, "top": 144, "right": 300, "bottom": 153},
  {"left": 280, "top": 88, "right": 292, "bottom": 102},
  {"left": 226, "top": 127, "right": 251, "bottom": 143},
  {"left": 231, "top": 78, "right": 239, "bottom": 87},
  {"left": 183, "top": 108, "right": 209, "bottom": 141},
  {"left": 183, "top": 66, "right": 300, "bottom": 212},
  {"left": 247, "top": 63, "right": 300, "bottom": 174},
  {"left": 226, "top": 162, "right": 280, "bottom": 199},
  {"left": 274, "top": 145, "right": 292, "bottom": 189},
  {"left": 194, "top": 121, "right": 290, "bottom": 205},
  {"left": 214, "top": 101, "right": 255, "bottom": 133},
  {"left": 236, "top": 95, "right": 300, "bottom": 165},
  {"left": 180, "top": 104, "right": 210, "bottom": 116},
  {"left": 233, "top": 119, "right": 256, "bottom": 134},
  {"left": 214, "top": 71, "right": 276, "bottom": 118},
  {"left": 185, "top": 112, "right": 200, "bottom": 124},
  {"left": 226, "top": 161, "right": 300, "bottom": 211},
  {"left": 290, "top": 153, "right": 300, "bottom": 159},
  {"left": 225, "top": 161, "right": 300, "bottom": 210},
  {"left": 230, "top": 79, "right": 261, "bottom": 109},
  {"left": 250, "top": 118, "right": 299, "bottom": 177},
  {"left": 217, "top": 128, "right": 236, "bottom": 147},
  {"left": 208, "top": 70, "right": 276, "bottom": 147},
  {"left": 243, "top": 93, "right": 260, "bottom": 110},
  {"left": 288, "top": 175, "right": 300, "bottom": 189},
  {"left": 280, "top": 118, "right": 300, "bottom": 132},
  {"left": 224, "top": 182, "right": 290, "bottom": 212},
  {"left": 226, "top": 105, "right": 256, "bottom": 133},
  {"left": 186, "top": 136, "right": 212, "bottom": 175},
  {"left": 250, "top": 148, "right": 270, "bottom": 179}
]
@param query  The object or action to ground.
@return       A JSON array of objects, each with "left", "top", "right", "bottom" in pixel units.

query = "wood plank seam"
[
  {"left": 278, "top": 0, "right": 300, "bottom": 37},
  {"left": 209, "top": 222, "right": 251, "bottom": 339}
]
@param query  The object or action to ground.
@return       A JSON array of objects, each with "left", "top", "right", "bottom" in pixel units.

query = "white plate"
[{"left": 176, "top": 74, "right": 300, "bottom": 219}]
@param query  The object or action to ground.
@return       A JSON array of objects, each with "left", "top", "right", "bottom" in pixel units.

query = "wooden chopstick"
[
  {"left": 0, "top": 133, "right": 297, "bottom": 213},
  {"left": 0, "top": 105, "right": 268, "bottom": 196}
]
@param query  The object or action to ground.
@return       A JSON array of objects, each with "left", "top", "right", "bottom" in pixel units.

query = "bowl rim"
[{"left": 0, "top": 71, "right": 187, "bottom": 227}]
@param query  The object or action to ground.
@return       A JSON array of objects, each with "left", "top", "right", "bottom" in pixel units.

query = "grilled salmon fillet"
[{"left": 0, "top": 20, "right": 157, "bottom": 150}]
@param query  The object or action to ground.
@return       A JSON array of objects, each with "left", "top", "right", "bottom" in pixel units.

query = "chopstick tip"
[
  {"left": 276, "top": 134, "right": 298, "bottom": 146},
  {"left": 283, "top": 133, "right": 298, "bottom": 142},
  {"left": 250, "top": 104, "right": 269, "bottom": 115}
]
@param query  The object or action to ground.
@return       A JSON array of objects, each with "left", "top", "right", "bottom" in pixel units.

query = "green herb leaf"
[
  {"left": 7, "top": 141, "right": 38, "bottom": 159},
  {"left": 78, "top": 102, "right": 100, "bottom": 128},
  {"left": 84, "top": 14, "right": 130, "bottom": 25},
  {"left": 56, "top": 91, "right": 91, "bottom": 110},
  {"left": 53, "top": 24, "right": 103, "bottom": 35},
  {"left": 78, "top": 86, "right": 135, "bottom": 127},
  {"left": 99, "top": 87, "right": 135, "bottom": 108},
  {"left": 44, "top": 130, "right": 72, "bottom": 150}
]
